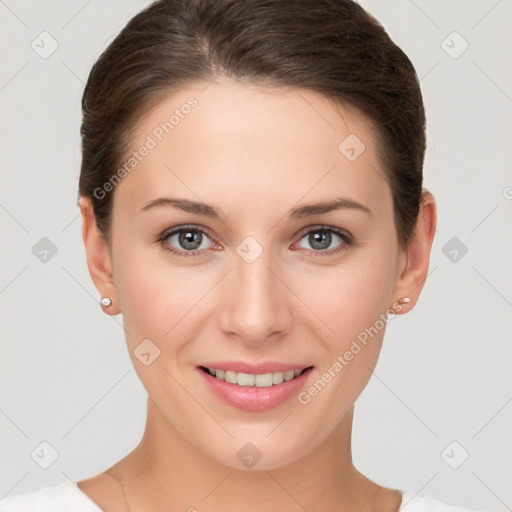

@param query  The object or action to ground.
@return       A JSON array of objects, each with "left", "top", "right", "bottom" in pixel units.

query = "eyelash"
[{"left": 157, "top": 224, "right": 354, "bottom": 258}]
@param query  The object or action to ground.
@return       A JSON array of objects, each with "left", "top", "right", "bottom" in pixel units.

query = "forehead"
[{"left": 113, "top": 79, "right": 390, "bottom": 220}]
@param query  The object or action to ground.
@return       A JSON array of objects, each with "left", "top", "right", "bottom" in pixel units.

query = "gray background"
[{"left": 1, "top": 0, "right": 511, "bottom": 510}]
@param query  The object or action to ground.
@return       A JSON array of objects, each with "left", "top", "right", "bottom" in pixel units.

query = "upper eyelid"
[
  {"left": 160, "top": 224, "right": 216, "bottom": 240},
  {"left": 296, "top": 224, "right": 349, "bottom": 237}
]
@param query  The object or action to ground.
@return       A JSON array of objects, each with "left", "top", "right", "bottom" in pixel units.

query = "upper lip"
[{"left": 199, "top": 361, "right": 313, "bottom": 374}]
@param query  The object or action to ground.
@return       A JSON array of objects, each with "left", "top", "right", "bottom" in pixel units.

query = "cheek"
[
  {"left": 297, "top": 253, "right": 395, "bottom": 342},
  {"left": 113, "top": 261, "right": 195, "bottom": 398},
  {"left": 296, "top": 248, "right": 396, "bottom": 392},
  {"left": 294, "top": 263, "right": 392, "bottom": 435},
  {"left": 113, "top": 244, "right": 177, "bottom": 344},
  {"left": 114, "top": 246, "right": 211, "bottom": 362}
]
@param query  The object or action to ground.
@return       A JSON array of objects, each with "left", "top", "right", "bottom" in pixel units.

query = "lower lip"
[{"left": 197, "top": 367, "right": 314, "bottom": 412}]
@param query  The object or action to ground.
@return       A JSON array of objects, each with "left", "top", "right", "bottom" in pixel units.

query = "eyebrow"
[{"left": 140, "top": 196, "right": 371, "bottom": 219}]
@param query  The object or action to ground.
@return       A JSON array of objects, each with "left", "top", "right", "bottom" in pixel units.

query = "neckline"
[
  {"left": 69, "top": 481, "right": 105, "bottom": 511},
  {"left": 399, "top": 489, "right": 421, "bottom": 510},
  {"left": 68, "top": 481, "right": 408, "bottom": 512}
]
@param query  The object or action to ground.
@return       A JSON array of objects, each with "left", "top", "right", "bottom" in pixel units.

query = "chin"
[{"left": 199, "top": 434, "right": 311, "bottom": 471}]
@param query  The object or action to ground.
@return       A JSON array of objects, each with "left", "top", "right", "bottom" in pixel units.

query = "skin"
[{"left": 77, "top": 78, "right": 436, "bottom": 512}]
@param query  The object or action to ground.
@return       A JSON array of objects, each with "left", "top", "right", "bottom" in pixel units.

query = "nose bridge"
[{"left": 219, "top": 242, "right": 290, "bottom": 343}]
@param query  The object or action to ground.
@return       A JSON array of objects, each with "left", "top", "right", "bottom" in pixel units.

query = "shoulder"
[
  {"left": 0, "top": 481, "right": 104, "bottom": 512},
  {"left": 400, "top": 490, "right": 486, "bottom": 512}
]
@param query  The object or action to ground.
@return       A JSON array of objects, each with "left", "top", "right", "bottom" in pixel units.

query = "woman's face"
[{"left": 101, "top": 79, "right": 411, "bottom": 469}]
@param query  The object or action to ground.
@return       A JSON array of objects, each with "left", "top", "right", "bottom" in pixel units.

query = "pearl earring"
[
  {"left": 100, "top": 297, "right": 112, "bottom": 307},
  {"left": 398, "top": 297, "right": 411, "bottom": 304}
]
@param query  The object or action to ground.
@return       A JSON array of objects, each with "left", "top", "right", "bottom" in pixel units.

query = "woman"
[{"left": 0, "top": 0, "right": 483, "bottom": 510}]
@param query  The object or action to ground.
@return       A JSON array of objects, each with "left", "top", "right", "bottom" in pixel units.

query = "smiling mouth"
[{"left": 198, "top": 366, "right": 314, "bottom": 388}]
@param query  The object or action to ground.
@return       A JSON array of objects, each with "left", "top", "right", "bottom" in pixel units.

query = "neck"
[{"left": 111, "top": 397, "right": 378, "bottom": 512}]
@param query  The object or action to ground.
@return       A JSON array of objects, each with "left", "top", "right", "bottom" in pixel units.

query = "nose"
[{"left": 218, "top": 246, "right": 293, "bottom": 345}]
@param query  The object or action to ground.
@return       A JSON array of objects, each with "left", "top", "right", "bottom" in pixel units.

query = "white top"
[{"left": 0, "top": 481, "right": 484, "bottom": 511}]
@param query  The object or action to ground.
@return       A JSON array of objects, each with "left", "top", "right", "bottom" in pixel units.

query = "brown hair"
[{"left": 78, "top": 0, "right": 426, "bottom": 250}]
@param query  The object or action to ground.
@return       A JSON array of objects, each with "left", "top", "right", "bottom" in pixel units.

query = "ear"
[
  {"left": 391, "top": 190, "right": 437, "bottom": 313},
  {"left": 79, "top": 196, "right": 120, "bottom": 316}
]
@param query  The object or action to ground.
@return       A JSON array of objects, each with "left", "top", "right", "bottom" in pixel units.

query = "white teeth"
[
  {"left": 254, "top": 373, "right": 273, "bottom": 387},
  {"left": 284, "top": 370, "right": 295, "bottom": 381},
  {"left": 206, "top": 367, "right": 308, "bottom": 387},
  {"left": 272, "top": 371, "right": 284, "bottom": 385},
  {"left": 237, "top": 372, "right": 255, "bottom": 386},
  {"left": 224, "top": 370, "right": 237, "bottom": 384}
]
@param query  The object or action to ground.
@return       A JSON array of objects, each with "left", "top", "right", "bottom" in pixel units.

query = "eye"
[
  {"left": 293, "top": 226, "right": 353, "bottom": 256},
  {"left": 158, "top": 224, "right": 354, "bottom": 258},
  {"left": 158, "top": 225, "right": 219, "bottom": 257}
]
